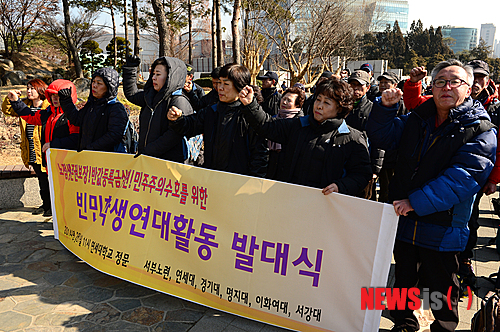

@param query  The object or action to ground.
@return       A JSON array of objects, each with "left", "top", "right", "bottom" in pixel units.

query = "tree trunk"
[
  {"left": 231, "top": 0, "right": 241, "bottom": 64},
  {"left": 151, "top": 0, "right": 169, "bottom": 57},
  {"left": 215, "top": 0, "right": 223, "bottom": 66},
  {"left": 110, "top": 0, "right": 117, "bottom": 68},
  {"left": 124, "top": 0, "right": 129, "bottom": 57},
  {"left": 132, "top": 0, "right": 140, "bottom": 57},
  {"left": 188, "top": 0, "right": 192, "bottom": 64},
  {"left": 211, "top": 3, "right": 217, "bottom": 69},
  {"left": 62, "top": 0, "right": 83, "bottom": 78}
]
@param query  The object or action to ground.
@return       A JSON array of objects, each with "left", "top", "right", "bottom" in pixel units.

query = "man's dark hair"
[
  {"left": 315, "top": 77, "right": 354, "bottom": 119},
  {"left": 282, "top": 86, "right": 306, "bottom": 108},
  {"left": 151, "top": 57, "right": 168, "bottom": 73},
  {"left": 219, "top": 63, "right": 251, "bottom": 92},
  {"left": 211, "top": 67, "right": 222, "bottom": 79}
]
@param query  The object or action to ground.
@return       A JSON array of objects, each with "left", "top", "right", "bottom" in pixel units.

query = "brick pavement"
[
  {"left": 1, "top": 192, "right": 499, "bottom": 332},
  {"left": 379, "top": 191, "right": 500, "bottom": 332},
  {"left": 0, "top": 207, "right": 289, "bottom": 332}
]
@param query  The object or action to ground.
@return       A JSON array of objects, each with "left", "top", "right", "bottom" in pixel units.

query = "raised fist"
[
  {"left": 58, "top": 87, "right": 72, "bottom": 100},
  {"left": 7, "top": 90, "right": 21, "bottom": 102},
  {"left": 239, "top": 86, "right": 254, "bottom": 106},
  {"left": 381, "top": 88, "right": 403, "bottom": 107},
  {"left": 125, "top": 55, "right": 141, "bottom": 68},
  {"left": 409, "top": 66, "right": 427, "bottom": 83},
  {"left": 167, "top": 106, "right": 183, "bottom": 121}
]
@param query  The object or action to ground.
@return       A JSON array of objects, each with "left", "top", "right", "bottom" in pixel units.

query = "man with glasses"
[
  {"left": 403, "top": 61, "right": 500, "bottom": 296},
  {"left": 367, "top": 59, "right": 497, "bottom": 332}
]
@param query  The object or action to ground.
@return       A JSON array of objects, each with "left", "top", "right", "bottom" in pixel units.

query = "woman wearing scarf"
[
  {"left": 238, "top": 77, "right": 372, "bottom": 197},
  {"left": 266, "top": 86, "right": 305, "bottom": 180}
]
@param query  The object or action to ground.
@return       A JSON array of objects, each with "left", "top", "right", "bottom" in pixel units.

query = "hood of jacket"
[
  {"left": 90, "top": 67, "right": 120, "bottom": 102},
  {"left": 45, "top": 79, "right": 77, "bottom": 106},
  {"left": 143, "top": 57, "right": 187, "bottom": 105},
  {"left": 415, "top": 96, "right": 490, "bottom": 127},
  {"left": 448, "top": 96, "right": 490, "bottom": 124}
]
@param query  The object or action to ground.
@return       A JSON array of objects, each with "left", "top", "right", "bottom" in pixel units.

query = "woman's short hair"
[
  {"left": 315, "top": 77, "right": 354, "bottom": 118},
  {"left": 219, "top": 63, "right": 251, "bottom": 92},
  {"left": 27, "top": 79, "right": 48, "bottom": 101},
  {"left": 282, "top": 87, "right": 306, "bottom": 108}
]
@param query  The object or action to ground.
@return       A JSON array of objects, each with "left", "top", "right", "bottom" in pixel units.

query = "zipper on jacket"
[
  {"left": 143, "top": 93, "right": 171, "bottom": 148},
  {"left": 412, "top": 221, "right": 418, "bottom": 245}
]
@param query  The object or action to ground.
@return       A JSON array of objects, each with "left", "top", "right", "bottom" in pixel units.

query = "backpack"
[
  {"left": 114, "top": 120, "right": 138, "bottom": 154},
  {"left": 471, "top": 290, "right": 500, "bottom": 332}
]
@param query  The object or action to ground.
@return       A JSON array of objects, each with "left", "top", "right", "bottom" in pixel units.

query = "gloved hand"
[
  {"left": 58, "top": 87, "right": 73, "bottom": 101},
  {"left": 125, "top": 55, "right": 141, "bottom": 68}
]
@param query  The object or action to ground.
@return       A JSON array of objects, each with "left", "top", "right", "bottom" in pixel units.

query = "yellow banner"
[{"left": 47, "top": 149, "right": 398, "bottom": 332}]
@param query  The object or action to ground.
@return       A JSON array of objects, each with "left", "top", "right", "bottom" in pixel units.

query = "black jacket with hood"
[
  {"left": 123, "top": 57, "right": 194, "bottom": 162},
  {"left": 241, "top": 99, "right": 372, "bottom": 195},
  {"left": 60, "top": 68, "right": 128, "bottom": 152}
]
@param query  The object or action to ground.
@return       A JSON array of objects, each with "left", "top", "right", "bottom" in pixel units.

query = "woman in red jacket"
[{"left": 7, "top": 79, "right": 80, "bottom": 216}]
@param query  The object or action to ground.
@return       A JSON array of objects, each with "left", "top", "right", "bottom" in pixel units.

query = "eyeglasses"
[{"left": 432, "top": 79, "right": 469, "bottom": 88}]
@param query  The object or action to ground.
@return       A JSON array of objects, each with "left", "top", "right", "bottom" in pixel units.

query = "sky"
[
  {"left": 99, "top": 0, "right": 500, "bottom": 40},
  {"left": 408, "top": 0, "right": 500, "bottom": 37}
]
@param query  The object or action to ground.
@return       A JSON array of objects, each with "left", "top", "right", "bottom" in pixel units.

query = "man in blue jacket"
[{"left": 367, "top": 59, "right": 497, "bottom": 332}]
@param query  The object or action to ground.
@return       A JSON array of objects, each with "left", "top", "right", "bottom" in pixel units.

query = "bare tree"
[
  {"left": 131, "top": 0, "right": 140, "bottom": 56},
  {"left": 123, "top": 0, "right": 129, "bottom": 56},
  {"left": 140, "top": 0, "right": 209, "bottom": 58},
  {"left": 211, "top": 4, "right": 217, "bottom": 68},
  {"left": 231, "top": 0, "right": 241, "bottom": 63},
  {"left": 62, "top": 0, "right": 83, "bottom": 77},
  {"left": 41, "top": 9, "right": 104, "bottom": 73},
  {"left": 73, "top": 0, "right": 123, "bottom": 69},
  {"left": 215, "top": 0, "right": 223, "bottom": 66},
  {"left": 0, "top": 0, "right": 58, "bottom": 55},
  {"left": 258, "top": 0, "right": 358, "bottom": 86},
  {"left": 150, "top": 0, "right": 169, "bottom": 56},
  {"left": 241, "top": 3, "right": 272, "bottom": 84}
]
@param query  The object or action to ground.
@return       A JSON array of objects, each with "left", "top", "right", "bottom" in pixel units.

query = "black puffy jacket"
[
  {"left": 60, "top": 68, "right": 128, "bottom": 152},
  {"left": 261, "top": 87, "right": 282, "bottom": 116},
  {"left": 241, "top": 99, "right": 372, "bottom": 195},
  {"left": 170, "top": 100, "right": 268, "bottom": 177},
  {"left": 345, "top": 95, "right": 373, "bottom": 134},
  {"left": 186, "top": 88, "right": 219, "bottom": 111},
  {"left": 123, "top": 57, "right": 194, "bottom": 162}
]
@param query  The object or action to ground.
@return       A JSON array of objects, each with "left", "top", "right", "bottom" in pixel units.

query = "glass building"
[
  {"left": 358, "top": 0, "right": 409, "bottom": 33},
  {"left": 441, "top": 26, "right": 478, "bottom": 54}
]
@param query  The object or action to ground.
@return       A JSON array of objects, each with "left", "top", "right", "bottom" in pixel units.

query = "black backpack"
[
  {"left": 114, "top": 120, "right": 138, "bottom": 154},
  {"left": 471, "top": 290, "right": 500, "bottom": 332}
]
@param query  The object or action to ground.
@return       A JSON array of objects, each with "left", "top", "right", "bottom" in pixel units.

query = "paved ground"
[
  {"left": 379, "top": 191, "right": 500, "bottom": 332},
  {"left": 0, "top": 207, "right": 289, "bottom": 332},
  {"left": 0, "top": 193, "right": 499, "bottom": 332}
]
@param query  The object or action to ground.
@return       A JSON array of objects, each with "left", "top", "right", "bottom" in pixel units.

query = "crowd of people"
[{"left": 3, "top": 56, "right": 500, "bottom": 332}]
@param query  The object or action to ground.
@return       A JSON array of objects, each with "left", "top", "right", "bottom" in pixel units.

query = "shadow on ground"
[{"left": 0, "top": 209, "right": 288, "bottom": 332}]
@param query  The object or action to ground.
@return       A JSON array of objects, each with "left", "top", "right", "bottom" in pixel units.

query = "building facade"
[
  {"left": 480, "top": 23, "right": 496, "bottom": 57},
  {"left": 357, "top": 0, "right": 409, "bottom": 34},
  {"left": 441, "top": 26, "right": 478, "bottom": 54}
]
